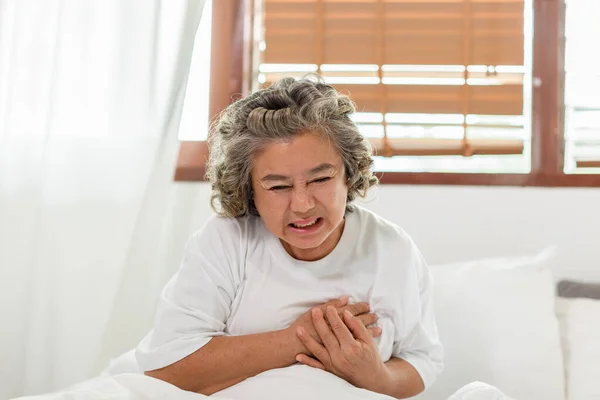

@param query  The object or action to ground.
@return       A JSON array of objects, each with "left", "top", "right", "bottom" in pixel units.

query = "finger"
[
  {"left": 343, "top": 309, "right": 373, "bottom": 343},
  {"left": 326, "top": 306, "right": 355, "bottom": 344},
  {"left": 325, "top": 296, "right": 349, "bottom": 309},
  {"left": 295, "top": 354, "right": 326, "bottom": 370},
  {"left": 368, "top": 326, "right": 383, "bottom": 338},
  {"left": 357, "top": 312, "right": 378, "bottom": 327},
  {"left": 345, "top": 302, "right": 370, "bottom": 316},
  {"left": 297, "top": 326, "right": 330, "bottom": 364},
  {"left": 312, "top": 308, "right": 340, "bottom": 350}
]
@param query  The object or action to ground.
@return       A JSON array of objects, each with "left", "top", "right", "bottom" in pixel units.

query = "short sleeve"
[
  {"left": 393, "top": 240, "right": 444, "bottom": 389},
  {"left": 135, "top": 216, "right": 246, "bottom": 372}
]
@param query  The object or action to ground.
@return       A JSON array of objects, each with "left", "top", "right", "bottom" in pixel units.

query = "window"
[
  {"left": 563, "top": 0, "right": 600, "bottom": 173},
  {"left": 256, "top": 0, "right": 531, "bottom": 174},
  {"left": 174, "top": 0, "right": 600, "bottom": 186}
]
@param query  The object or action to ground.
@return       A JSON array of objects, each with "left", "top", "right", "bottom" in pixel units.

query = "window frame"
[{"left": 174, "top": 0, "right": 600, "bottom": 187}]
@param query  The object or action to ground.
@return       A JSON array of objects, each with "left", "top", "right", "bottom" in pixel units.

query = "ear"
[
  {"left": 341, "top": 162, "right": 351, "bottom": 186},
  {"left": 247, "top": 185, "right": 260, "bottom": 216}
]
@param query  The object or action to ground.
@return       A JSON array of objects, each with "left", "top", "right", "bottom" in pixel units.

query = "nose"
[{"left": 290, "top": 185, "right": 315, "bottom": 214}]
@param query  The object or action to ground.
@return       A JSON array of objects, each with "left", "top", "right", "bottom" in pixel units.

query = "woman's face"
[{"left": 251, "top": 131, "right": 348, "bottom": 261}]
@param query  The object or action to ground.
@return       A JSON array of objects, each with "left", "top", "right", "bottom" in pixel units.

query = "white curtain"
[{"left": 0, "top": 1, "right": 210, "bottom": 398}]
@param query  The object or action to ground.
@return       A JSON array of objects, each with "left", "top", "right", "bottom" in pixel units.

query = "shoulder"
[
  {"left": 186, "top": 214, "right": 265, "bottom": 254},
  {"left": 352, "top": 205, "right": 427, "bottom": 276},
  {"left": 190, "top": 214, "right": 262, "bottom": 241},
  {"left": 180, "top": 215, "right": 265, "bottom": 282},
  {"left": 352, "top": 205, "right": 415, "bottom": 248}
]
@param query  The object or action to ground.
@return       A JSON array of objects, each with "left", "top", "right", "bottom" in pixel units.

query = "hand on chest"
[{"left": 225, "top": 258, "right": 397, "bottom": 361}]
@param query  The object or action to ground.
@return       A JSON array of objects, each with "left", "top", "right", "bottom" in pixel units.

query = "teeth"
[{"left": 293, "top": 219, "right": 318, "bottom": 228}]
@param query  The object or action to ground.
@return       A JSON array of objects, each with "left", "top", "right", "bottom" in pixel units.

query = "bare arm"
[
  {"left": 145, "top": 328, "right": 301, "bottom": 395},
  {"left": 377, "top": 357, "right": 425, "bottom": 399},
  {"left": 295, "top": 307, "right": 426, "bottom": 400},
  {"left": 144, "top": 299, "right": 380, "bottom": 395}
]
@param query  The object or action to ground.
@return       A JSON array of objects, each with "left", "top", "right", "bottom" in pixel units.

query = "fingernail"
[
  {"left": 340, "top": 295, "right": 348, "bottom": 302},
  {"left": 297, "top": 327, "right": 304, "bottom": 336},
  {"left": 312, "top": 308, "right": 319, "bottom": 317},
  {"left": 344, "top": 310, "right": 352, "bottom": 317}
]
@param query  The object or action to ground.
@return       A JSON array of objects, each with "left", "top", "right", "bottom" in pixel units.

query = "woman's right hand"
[{"left": 287, "top": 296, "right": 381, "bottom": 356}]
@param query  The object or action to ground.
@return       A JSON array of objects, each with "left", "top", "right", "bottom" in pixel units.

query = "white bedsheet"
[
  {"left": 211, "top": 364, "right": 394, "bottom": 400},
  {"left": 11, "top": 366, "right": 394, "bottom": 400},
  {"left": 11, "top": 370, "right": 514, "bottom": 400},
  {"left": 13, "top": 374, "right": 205, "bottom": 400}
]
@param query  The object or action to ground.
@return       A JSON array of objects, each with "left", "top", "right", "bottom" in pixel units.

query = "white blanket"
[
  {"left": 13, "top": 366, "right": 394, "bottom": 400},
  {"left": 14, "top": 374, "right": 205, "bottom": 400},
  {"left": 12, "top": 369, "right": 513, "bottom": 400}
]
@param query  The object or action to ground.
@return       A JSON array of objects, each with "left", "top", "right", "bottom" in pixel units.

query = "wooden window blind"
[
  {"left": 564, "top": 0, "right": 600, "bottom": 172},
  {"left": 257, "top": 0, "right": 528, "bottom": 170},
  {"left": 174, "top": 0, "right": 600, "bottom": 185}
]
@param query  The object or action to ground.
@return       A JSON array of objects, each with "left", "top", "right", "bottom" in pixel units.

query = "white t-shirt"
[{"left": 136, "top": 205, "right": 443, "bottom": 398}]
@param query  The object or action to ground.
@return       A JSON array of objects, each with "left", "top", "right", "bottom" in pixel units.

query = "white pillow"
[
  {"left": 555, "top": 297, "right": 600, "bottom": 400},
  {"left": 415, "top": 249, "right": 565, "bottom": 400}
]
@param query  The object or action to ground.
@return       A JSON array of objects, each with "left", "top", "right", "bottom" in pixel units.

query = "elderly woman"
[{"left": 136, "top": 76, "right": 444, "bottom": 399}]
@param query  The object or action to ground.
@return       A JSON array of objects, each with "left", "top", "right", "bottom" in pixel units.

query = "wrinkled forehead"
[{"left": 251, "top": 131, "right": 344, "bottom": 180}]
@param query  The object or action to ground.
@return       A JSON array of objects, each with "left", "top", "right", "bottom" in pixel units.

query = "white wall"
[
  {"left": 363, "top": 185, "right": 600, "bottom": 277},
  {"left": 186, "top": 183, "right": 600, "bottom": 278}
]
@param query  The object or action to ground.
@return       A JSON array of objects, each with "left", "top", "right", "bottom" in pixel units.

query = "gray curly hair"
[{"left": 206, "top": 75, "right": 378, "bottom": 218}]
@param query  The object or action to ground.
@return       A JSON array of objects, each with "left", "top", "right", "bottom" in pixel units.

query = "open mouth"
[{"left": 288, "top": 217, "right": 323, "bottom": 232}]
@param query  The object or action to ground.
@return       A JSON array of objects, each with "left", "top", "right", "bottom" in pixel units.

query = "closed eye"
[
  {"left": 269, "top": 185, "right": 292, "bottom": 191},
  {"left": 311, "top": 177, "right": 331, "bottom": 184}
]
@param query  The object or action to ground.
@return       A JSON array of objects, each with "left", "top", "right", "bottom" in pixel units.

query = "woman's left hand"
[{"left": 295, "top": 306, "right": 388, "bottom": 392}]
